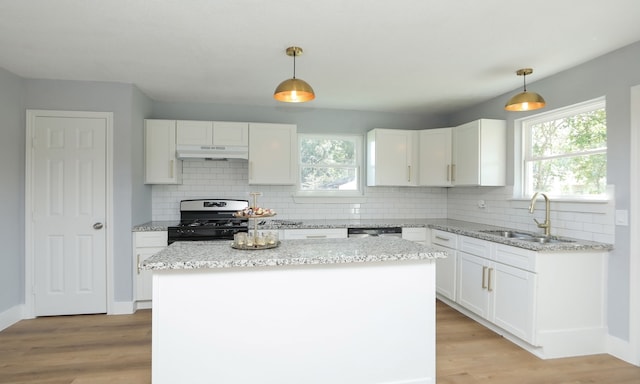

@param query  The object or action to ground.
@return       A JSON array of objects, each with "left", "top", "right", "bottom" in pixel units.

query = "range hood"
[{"left": 176, "top": 144, "right": 248, "bottom": 160}]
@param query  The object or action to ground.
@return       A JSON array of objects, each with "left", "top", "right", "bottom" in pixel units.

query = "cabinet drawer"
[
  {"left": 135, "top": 231, "right": 168, "bottom": 247},
  {"left": 431, "top": 229, "right": 457, "bottom": 249},
  {"left": 402, "top": 227, "right": 428, "bottom": 242},
  {"left": 284, "top": 228, "right": 347, "bottom": 240},
  {"left": 495, "top": 244, "right": 537, "bottom": 272},
  {"left": 459, "top": 235, "right": 491, "bottom": 258}
]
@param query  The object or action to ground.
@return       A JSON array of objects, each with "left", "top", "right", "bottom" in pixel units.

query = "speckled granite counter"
[
  {"left": 132, "top": 220, "right": 178, "bottom": 231},
  {"left": 133, "top": 218, "right": 612, "bottom": 252},
  {"left": 142, "top": 237, "right": 445, "bottom": 270}
]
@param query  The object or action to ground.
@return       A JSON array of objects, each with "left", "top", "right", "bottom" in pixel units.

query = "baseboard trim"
[
  {"left": 109, "top": 301, "right": 135, "bottom": 315},
  {"left": 436, "top": 295, "right": 607, "bottom": 360},
  {"left": 0, "top": 304, "right": 25, "bottom": 332},
  {"left": 135, "top": 300, "right": 152, "bottom": 310},
  {"left": 608, "top": 334, "right": 639, "bottom": 366}
]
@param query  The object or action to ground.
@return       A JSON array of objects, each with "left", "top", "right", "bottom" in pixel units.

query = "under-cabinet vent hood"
[{"left": 176, "top": 145, "right": 248, "bottom": 160}]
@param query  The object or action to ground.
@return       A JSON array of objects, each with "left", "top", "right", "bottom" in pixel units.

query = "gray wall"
[
  {"left": 0, "top": 67, "right": 25, "bottom": 313},
  {"left": 24, "top": 80, "right": 152, "bottom": 303},
  {"left": 446, "top": 41, "right": 640, "bottom": 341},
  {"left": 131, "top": 86, "right": 153, "bottom": 226},
  {"left": 151, "top": 102, "right": 448, "bottom": 135}
]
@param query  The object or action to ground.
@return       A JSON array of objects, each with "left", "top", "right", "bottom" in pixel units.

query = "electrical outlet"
[{"left": 615, "top": 210, "right": 629, "bottom": 226}]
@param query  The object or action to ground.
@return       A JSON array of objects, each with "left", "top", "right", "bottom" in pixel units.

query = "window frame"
[
  {"left": 296, "top": 133, "right": 364, "bottom": 198},
  {"left": 516, "top": 97, "right": 608, "bottom": 200}
]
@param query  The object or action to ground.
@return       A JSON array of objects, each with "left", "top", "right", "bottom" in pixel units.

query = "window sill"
[{"left": 509, "top": 196, "right": 611, "bottom": 204}]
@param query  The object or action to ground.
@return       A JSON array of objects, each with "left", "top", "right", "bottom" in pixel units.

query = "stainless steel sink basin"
[
  {"left": 480, "top": 230, "right": 534, "bottom": 239},
  {"left": 521, "top": 236, "right": 575, "bottom": 244},
  {"left": 479, "top": 230, "right": 575, "bottom": 244}
]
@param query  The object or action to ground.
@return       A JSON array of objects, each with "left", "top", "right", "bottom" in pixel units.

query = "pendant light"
[
  {"left": 274, "top": 46, "right": 315, "bottom": 103},
  {"left": 504, "top": 68, "right": 546, "bottom": 111}
]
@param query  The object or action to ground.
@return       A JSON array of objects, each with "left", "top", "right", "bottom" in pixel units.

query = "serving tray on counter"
[{"left": 231, "top": 241, "right": 280, "bottom": 251}]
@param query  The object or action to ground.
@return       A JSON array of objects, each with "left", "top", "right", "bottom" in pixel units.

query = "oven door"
[{"left": 167, "top": 227, "right": 248, "bottom": 244}]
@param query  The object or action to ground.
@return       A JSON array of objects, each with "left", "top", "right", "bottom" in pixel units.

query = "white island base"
[{"left": 152, "top": 259, "right": 435, "bottom": 384}]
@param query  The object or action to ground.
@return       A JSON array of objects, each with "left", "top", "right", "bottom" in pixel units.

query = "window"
[
  {"left": 520, "top": 98, "right": 607, "bottom": 198},
  {"left": 298, "top": 134, "right": 363, "bottom": 196}
]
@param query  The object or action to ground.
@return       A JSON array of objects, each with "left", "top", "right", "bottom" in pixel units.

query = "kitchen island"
[{"left": 142, "top": 237, "right": 445, "bottom": 384}]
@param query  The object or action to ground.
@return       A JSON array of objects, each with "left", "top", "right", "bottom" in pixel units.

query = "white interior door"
[{"left": 31, "top": 115, "right": 107, "bottom": 316}]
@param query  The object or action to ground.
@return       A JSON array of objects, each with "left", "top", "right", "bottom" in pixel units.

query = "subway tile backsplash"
[
  {"left": 151, "top": 160, "right": 615, "bottom": 244},
  {"left": 151, "top": 160, "right": 448, "bottom": 221}
]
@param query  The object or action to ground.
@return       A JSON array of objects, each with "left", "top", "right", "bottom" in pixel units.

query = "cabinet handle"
[
  {"left": 137, "top": 254, "right": 141, "bottom": 275},
  {"left": 488, "top": 268, "right": 494, "bottom": 292},
  {"left": 451, "top": 164, "right": 456, "bottom": 182},
  {"left": 435, "top": 236, "right": 450, "bottom": 241},
  {"left": 170, "top": 160, "right": 174, "bottom": 178},
  {"left": 407, "top": 165, "right": 411, "bottom": 182},
  {"left": 447, "top": 164, "right": 450, "bottom": 181},
  {"left": 482, "top": 266, "right": 488, "bottom": 289},
  {"left": 306, "top": 235, "right": 327, "bottom": 239},
  {"left": 249, "top": 161, "right": 253, "bottom": 180}
]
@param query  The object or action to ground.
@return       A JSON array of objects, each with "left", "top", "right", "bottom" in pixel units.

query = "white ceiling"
[{"left": 1, "top": 0, "right": 640, "bottom": 114}]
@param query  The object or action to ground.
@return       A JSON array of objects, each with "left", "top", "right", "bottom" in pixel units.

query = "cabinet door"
[
  {"left": 457, "top": 252, "right": 490, "bottom": 318},
  {"left": 145, "top": 120, "right": 180, "bottom": 184},
  {"left": 248, "top": 123, "right": 297, "bottom": 185},
  {"left": 367, "top": 129, "right": 417, "bottom": 186},
  {"left": 491, "top": 262, "right": 537, "bottom": 345},
  {"left": 418, "top": 128, "right": 452, "bottom": 186},
  {"left": 432, "top": 244, "right": 457, "bottom": 301},
  {"left": 452, "top": 119, "right": 506, "bottom": 186},
  {"left": 452, "top": 121, "right": 480, "bottom": 185},
  {"left": 135, "top": 247, "right": 165, "bottom": 301},
  {"left": 213, "top": 122, "right": 249, "bottom": 146},
  {"left": 176, "top": 120, "right": 213, "bottom": 146}
]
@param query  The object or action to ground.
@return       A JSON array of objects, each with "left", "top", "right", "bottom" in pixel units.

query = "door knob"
[{"left": 93, "top": 222, "right": 104, "bottom": 230}]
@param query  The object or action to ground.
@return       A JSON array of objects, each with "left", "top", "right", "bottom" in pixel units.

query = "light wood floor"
[{"left": 1, "top": 301, "right": 638, "bottom": 383}]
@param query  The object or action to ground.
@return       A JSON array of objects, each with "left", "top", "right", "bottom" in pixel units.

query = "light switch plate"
[{"left": 615, "top": 209, "right": 629, "bottom": 226}]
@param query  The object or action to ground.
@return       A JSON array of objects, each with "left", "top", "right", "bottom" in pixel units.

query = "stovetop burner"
[
  {"left": 167, "top": 199, "right": 251, "bottom": 244},
  {"left": 178, "top": 219, "right": 248, "bottom": 228}
]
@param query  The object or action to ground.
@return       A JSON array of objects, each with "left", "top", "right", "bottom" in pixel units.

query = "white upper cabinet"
[
  {"left": 451, "top": 119, "right": 506, "bottom": 186},
  {"left": 248, "top": 123, "right": 297, "bottom": 185},
  {"left": 144, "top": 119, "right": 181, "bottom": 184},
  {"left": 418, "top": 127, "right": 453, "bottom": 186},
  {"left": 367, "top": 129, "right": 418, "bottom": 186},
  {"left": 176, "top": 120, "right": 248, "bottom": 146}
]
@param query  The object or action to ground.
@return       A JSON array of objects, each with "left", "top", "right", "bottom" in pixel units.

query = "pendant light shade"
[
  {"left": 274, "top": 46, "right": 315, "bottom": 103},
  {"left": 505, "top": 68, "right": 546, "bottom": 112}
]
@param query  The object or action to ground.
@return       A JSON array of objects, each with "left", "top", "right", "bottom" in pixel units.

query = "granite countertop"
[
  {"left": 142, "top": 237, "right": 446, "bottom": 271},
  {"left": 427, "top": 219, "right": 613, "bottom": 252},
  {"left": 133, "top": 218, "right": 613, "bottom": 252}
]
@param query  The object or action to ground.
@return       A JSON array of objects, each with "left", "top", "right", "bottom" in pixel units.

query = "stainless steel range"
[{"left": 167, "top": 199, "right": 249, "bottom": 244}]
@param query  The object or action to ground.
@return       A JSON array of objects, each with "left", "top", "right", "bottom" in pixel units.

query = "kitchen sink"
[{"left": 479, "top": 230, "right": 575, "bottom": 244}]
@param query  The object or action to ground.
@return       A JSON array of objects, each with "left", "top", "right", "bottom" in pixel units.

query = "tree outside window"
[
  {"left": 298, "top": 134, "right": 362, "bottom": 194},
  {"left": 523, "top": 98, "right": 606, "bottom": 198}
]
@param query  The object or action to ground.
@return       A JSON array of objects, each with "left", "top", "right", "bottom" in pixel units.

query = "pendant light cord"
[
  {"left": 523, "top": 73, "right": 527, "bottom": 92},
  {"left": 292, "top": 51, "right": 297, "bottom": 79}
]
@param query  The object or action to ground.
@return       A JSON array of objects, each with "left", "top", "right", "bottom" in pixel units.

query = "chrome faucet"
[{"left": 529, "top": 192, "right": 551, "bottom": 237}]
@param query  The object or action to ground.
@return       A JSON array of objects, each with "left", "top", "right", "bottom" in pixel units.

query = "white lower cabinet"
[
  {"left": 458, "top": 250, "right": 536, "bottom": 343},
  {"left": 133, "top": 231, "right": 168, "bottom": 307},
  {"left": 401, "top": 227, "right": 429, "bottom": 245},
  {"left": 451, "top": 234, "right": 606, "bottom": 358},
  {"left": 431, "top": 230, "right": 457, "bottom": 301}
]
